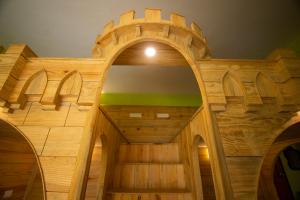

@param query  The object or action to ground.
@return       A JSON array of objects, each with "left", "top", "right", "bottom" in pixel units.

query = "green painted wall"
[{"left": 100, "top": 93, "right": 201, "bottom": 107}]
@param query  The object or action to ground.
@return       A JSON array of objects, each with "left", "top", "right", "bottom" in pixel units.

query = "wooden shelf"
[{"left": 107, "top": 188, "right": 191, "bottom": 194}]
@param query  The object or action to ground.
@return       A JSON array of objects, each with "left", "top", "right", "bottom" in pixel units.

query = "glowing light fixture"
[{"left": 145, "top": 47, "right": 156, "bottom": 57}]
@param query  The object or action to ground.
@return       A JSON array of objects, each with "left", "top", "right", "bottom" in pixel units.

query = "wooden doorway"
[
  {"left": 258, "top": 122, "right": 300, "bottom": 200},
  {"left": 193, "top": 135, "right": 216, "bottom": 200},
  {"left": 0, "top": 119, "right": 45, "bottom": 199}
]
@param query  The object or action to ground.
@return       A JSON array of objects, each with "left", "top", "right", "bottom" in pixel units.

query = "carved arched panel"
[
  {"left": 25, "top": 70, "right": 47, "bottom": 96},
  {"left": 256, "top": 73, "right": 278, "bottom": 97},
  {"left": 222, "top": 72, "right": 244, "bottom": 97},
  {"left": 60, "top": 72, "right": 82, "bottom": 99}
]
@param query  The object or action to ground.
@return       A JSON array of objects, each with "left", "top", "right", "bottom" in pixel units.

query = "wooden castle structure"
[{"left": 0, "top": 9, "right": 299, "bottom": 200}]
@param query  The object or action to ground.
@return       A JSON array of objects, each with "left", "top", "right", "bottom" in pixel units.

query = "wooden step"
[
  {"left": 113, "top": 163, "right": 186, "bottom": 189},
  {"left": 118, "top": 143, "right": 180, "bottom": 163},
  {"left": 117, "top": 162, "right": 182, "bottom": 165},
  {"left": 107, "top": 188, "right": 191, "bottom": 194},
  {"left": 107, "top": 190, "right": 193, "bottom": 200}
]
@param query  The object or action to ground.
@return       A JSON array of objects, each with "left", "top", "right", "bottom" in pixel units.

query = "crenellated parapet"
[
  {"left": 0, "top": 44, "right": 105, "bottom": 112},
  {"left": 92, "top": 8, "right": 211, "bottom": 60},
  {"left": 197, "top": 50, "right": 300, "bottom": 113}
]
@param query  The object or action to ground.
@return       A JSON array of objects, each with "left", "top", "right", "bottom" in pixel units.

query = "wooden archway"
[
  {"left": 0, "top": 119, "right": 46, "bottom": 199},
  {"left": 257, "top": 115, "right": 300, "bottom": 199},
  {"left": 69, "top": 9, "right": 231, "bottom": 200}
]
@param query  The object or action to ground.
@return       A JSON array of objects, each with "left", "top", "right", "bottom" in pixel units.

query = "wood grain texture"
[
  {"left": 24, "top": 102, "right": 70, "bottom": 126},
  {"left": 106, "top": 143, "right": 191, "bottom": 199},
  {"left": 0, "top": 119, "right": 44, "bottom": 199},
  {"left": 84, "top": 109, "right": 125, "bottom": 199},
  {"left": 102, "top": 105, "right": 197, "bottom": 143},
  {"left": 40, "top": 156, "right": 76, "bottom": 192},
  {"left": 17, "top": 126, "right": 49, "bottom": 155},
  {"left": 0, "top": 9, "right": 299, "bottom": 200},
  {"left": 42, "top": 127, "right": 83, "bottom": 157},
  {"left": 113, "top": 42, "right": 189, "bottom": 66}
]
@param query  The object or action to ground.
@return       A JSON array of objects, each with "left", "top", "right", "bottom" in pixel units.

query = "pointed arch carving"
[
  {"left": 40, "top": 70, "right": 83, "bottom": 108},
  {"left": 59, "top": 71, "right": 82, "bottom": 101},
  {"left": 222, "top": 71, "right": 244, "bottom": 97},
  {"left": 25, "top": 70, "right": 48, "bottom": 96},
  {"left": 256, "top": 72, "right": 278, "bottom": 98},
  {"left": 14, "top": 70, "right": 48, "bottom": 108}
]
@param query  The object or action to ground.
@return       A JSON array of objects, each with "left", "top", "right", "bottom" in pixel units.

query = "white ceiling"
[
  {"left": 1, "top": 0, "right": 299, "bottom": 59},
  {"left": 0, "top": 0, "right": 299, "bottom": 94}
]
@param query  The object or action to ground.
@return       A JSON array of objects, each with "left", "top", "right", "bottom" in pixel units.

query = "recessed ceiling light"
[{"left": 145, "top": 47, "right": 156, "bottom": 57}]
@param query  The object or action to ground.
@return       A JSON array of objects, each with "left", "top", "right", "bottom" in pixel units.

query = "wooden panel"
[
  {"left": 0, "top": 102, "right": 31, "bottom": 125},
  {"left": 25, "top": 70, "right": 47, "bottom": 95},
  {"left": 24, "top": 102, "right": 70, "bottom": 126},
  {"left": 65, "top": 104, "right": 89, "bottom": 126},
  {"left": 102, "top": 106, "right": 197, "bottom": 143},
  {"left": 40, "top": 156, "right": 76, "bottom": 192},
  {"left": 47, "top": 192, "right": 68, "bottom": 200},
  {"left": 113, "top": 42, "right": 189, "bottom": 66},
  {"left": 118, "top": 143, "right": 180, "bottom": 163},
  {"left": 226, "top": 156, "right": 262, "bottom": 200},
  {"left": 0, "top": 119, "right": 44, "bottom": 199},
  {"left": 216, "top": 104, "right": 292, "bottom": 156},
  {"left": 170, "top": 13, "right": 186, "bottom": 27},
  {"left": 108, "top": 192, "right": 193, "bottom": 200},
  {"left": 145, "top": 9, "right": 161, "bottom": 22},
  {"left": 42, "top": 127, "right": 83, "bottom": 156},
  {"left": 18, "top": 126, "right": 49, "bottom": 155},
  {"left": 77, "top": 81, "right": 98, "bottom": 105},
  {"left": 85, "top": 143, "right": 102, "bottom": 199},
  {"left": 85, "top": 110, "right": 125, "bottom": 199},
  {"left": 60, "top": 72, "right": 82, "bottom": 96},
  {"left": 110, "top": 143, "right": 189, "bottom": 198},
  {"left": 223, "top": 72, "right": 243, "bottom": 97}
]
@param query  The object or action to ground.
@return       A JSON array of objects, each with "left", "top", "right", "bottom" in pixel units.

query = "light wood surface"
[
  {"left": 0, "top": 8, "right": 299, "bottom": 200},
  {"left": 0, "top": 119, "right": 44, "bottom": 199},
  {"left": 113, "top": 42, "right": 189, "bottom": 66},
  {"left": 101, "top": 105, "right": 197, "bottom": 143},
  {"left": 107, "top": 143, "right": 192, "bottom": 199}
]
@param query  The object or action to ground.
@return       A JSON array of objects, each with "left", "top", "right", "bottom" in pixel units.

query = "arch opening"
[
  {"left": 85, "top": 134, "right": 108, "bottom": 199},
  {"left": 258, "top": 122, "right": 300, "bottom": 200},
  {"left": 0, "top": 119, "right": 45, "bottom": 200},
  {"left": 193, "top": 135, "right": 216, "bottom": 200},
  {"left": 85, "top": 39, "right": 208, "bottom": 199}
]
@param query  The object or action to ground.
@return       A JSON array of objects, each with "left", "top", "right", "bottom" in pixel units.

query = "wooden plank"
[
  {"left": 145, "top": 8, "right": 161, "bottom": 22},
  {"left": 17, "top": 126, "right": 49, "bottom": 155},
  {"left": 113, "top": 42, "right": 189, "bottom": 66},
  {"left": 47, "top": 192, "right": 68, "bottom": 200},
  {"left": 24, "top": 102, "right": 70, "bottom": 126},
  {"left": 170, "top": 13, "right": 186, "bottom": 27},
  {"left": 40, "top": 156, "right": 76, "bottom": 192},
  {"left": 42, "top": 127, "right": 83, "bottom": 156},
  {"left": 226, "top": 156, "right": 262, "bottom": 199},
  {"left": 119, "top": 10, "right": 135, "bottom": 25},
  {"left": 102, "top": 105, "right": 197, "bottom": 143},
  {"left": 0, "top": 102, "right": 31, "bottom": 125},
  {"left": 65, "top": 104, "right": 88, "bottom": 127}
]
